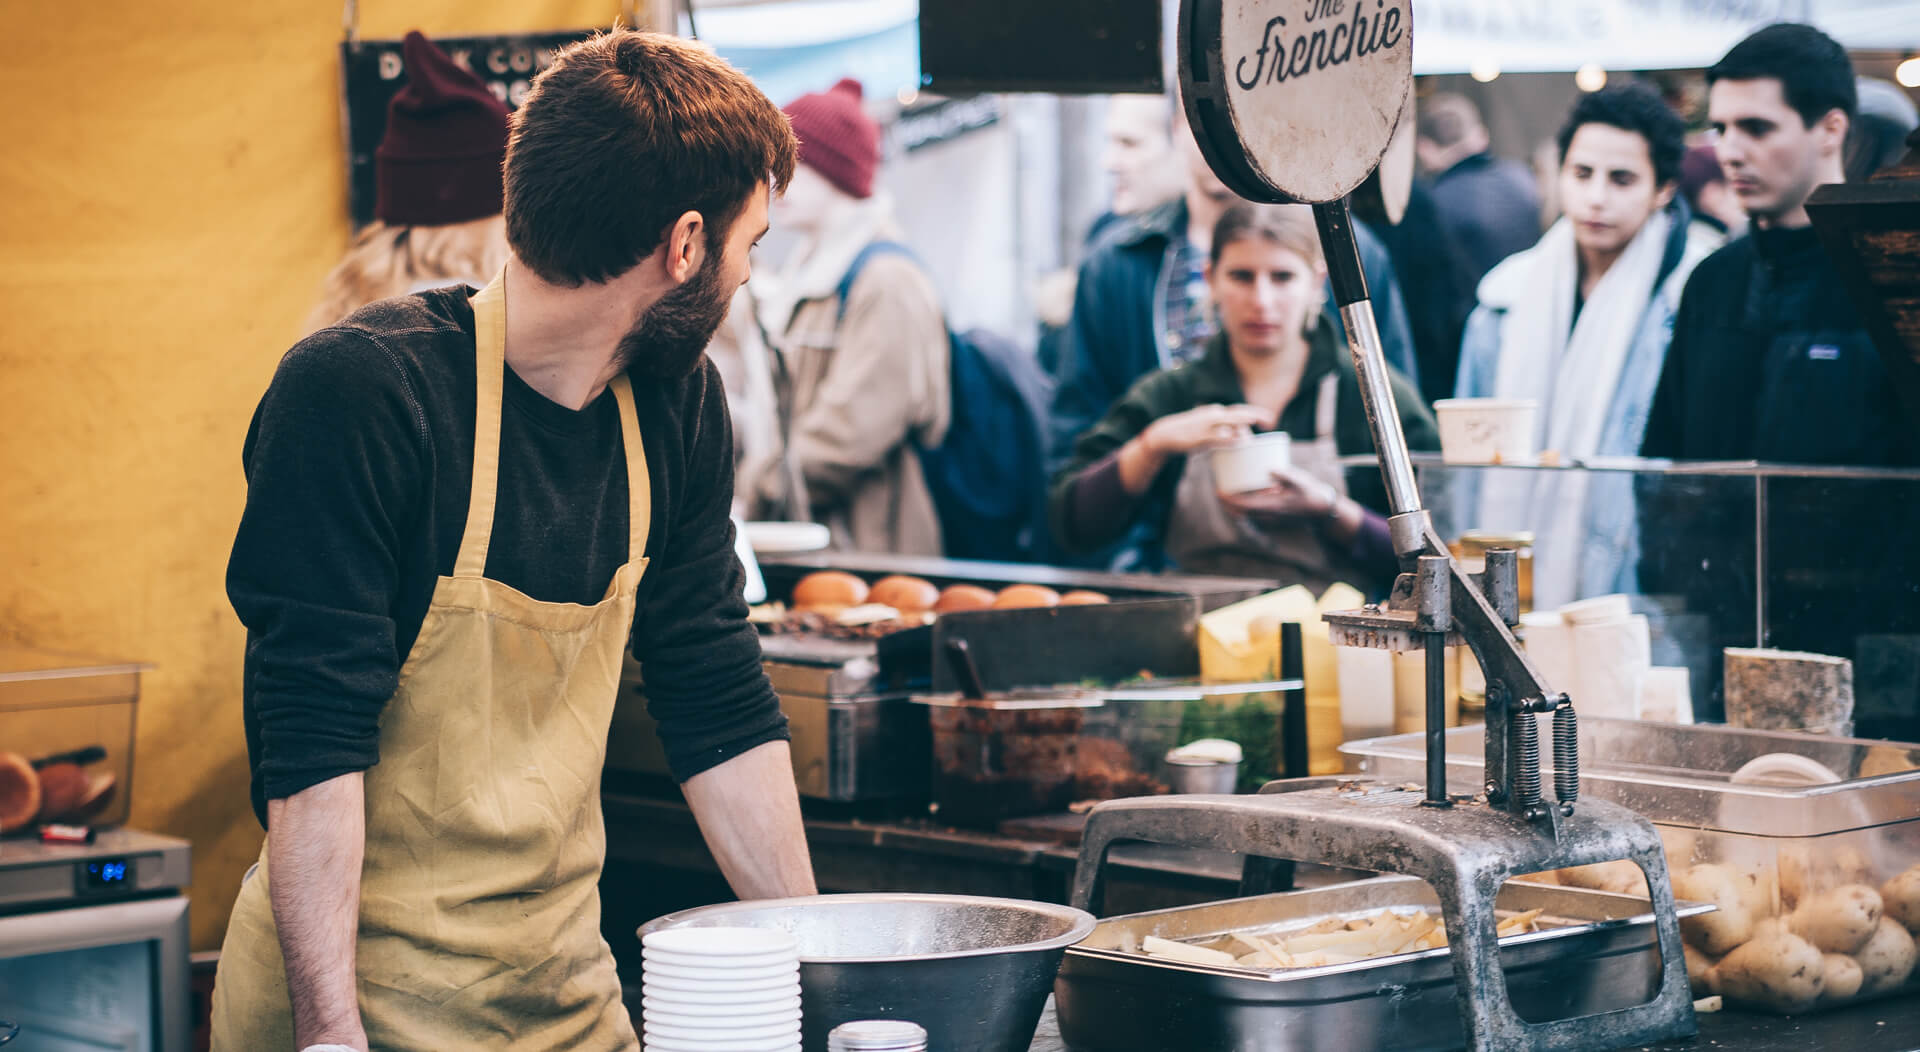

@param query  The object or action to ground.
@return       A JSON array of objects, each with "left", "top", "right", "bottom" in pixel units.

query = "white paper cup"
[
  {"left": 1211, "top": 432, "right": 1293, "bottom": 495},
  {"left": 1432, "top": 398, "right": 1538, "bottom": 465}
]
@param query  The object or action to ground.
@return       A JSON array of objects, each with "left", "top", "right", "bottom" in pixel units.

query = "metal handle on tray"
[{"left": 0, "top": 1018, "right": 19, "bottom": 1046}]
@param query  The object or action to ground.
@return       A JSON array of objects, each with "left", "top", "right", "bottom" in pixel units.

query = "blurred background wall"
[{"left": 0, "top": 0, "right": 651, "bottom": 951}]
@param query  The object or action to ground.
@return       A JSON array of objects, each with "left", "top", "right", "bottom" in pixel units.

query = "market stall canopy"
[
  {"left": 682, "top": 0, "right": 920, "bottom": 104},
  {"left": 1410, "top": 0, "right": 1920, "bottom": 74}
]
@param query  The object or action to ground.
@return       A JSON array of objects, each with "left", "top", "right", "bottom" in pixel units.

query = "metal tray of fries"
[{"left": 1054, "top": 875, "right": 1711, "bottom": 1052}]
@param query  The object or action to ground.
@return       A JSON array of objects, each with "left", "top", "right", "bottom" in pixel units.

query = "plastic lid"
[{"left": 828, "top": 1019, "right": 928, "bottom": 1050}]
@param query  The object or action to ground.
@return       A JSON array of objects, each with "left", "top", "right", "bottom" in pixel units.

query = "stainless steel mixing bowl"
[{"left": 638, "top": 892, "right": 1095, "bottom": 1052}]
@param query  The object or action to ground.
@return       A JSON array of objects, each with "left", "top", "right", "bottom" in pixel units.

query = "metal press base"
[{"left": 1070, "top": 787, "right": 1696, "bottom": 1052}]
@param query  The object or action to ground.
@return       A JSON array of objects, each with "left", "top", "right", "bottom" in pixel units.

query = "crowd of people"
[
  {"left": 305, "top": 23, "right": 1917, "bottom": 603},
  {"left": 724, "top": 21, "right": 1915, "bottom": 601}
]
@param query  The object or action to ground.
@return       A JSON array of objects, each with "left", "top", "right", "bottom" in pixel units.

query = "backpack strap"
[{"left": 835, "top": 241, "right": 917, "bottom": 324}]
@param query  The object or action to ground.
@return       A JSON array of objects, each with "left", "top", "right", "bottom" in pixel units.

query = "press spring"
[
  {"left": 1511, "top": 707, "right": 1542, "bottom": 811},
  {"left": 1553, "top": 704, "right": 1579, "bottom": 809}
]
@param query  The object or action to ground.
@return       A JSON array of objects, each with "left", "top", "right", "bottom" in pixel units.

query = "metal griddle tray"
[{"left": 1055, "top": 875, "right": 1710, "bottom": 1052}]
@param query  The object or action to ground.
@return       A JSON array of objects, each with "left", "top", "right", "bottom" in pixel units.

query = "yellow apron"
[{"left": 212, "top": 274, "right": 649, "bottom": 1050}]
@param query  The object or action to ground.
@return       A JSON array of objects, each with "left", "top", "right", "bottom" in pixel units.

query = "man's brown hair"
[{"left": 504, "top": 31, "right": 798, "bottom": 287}]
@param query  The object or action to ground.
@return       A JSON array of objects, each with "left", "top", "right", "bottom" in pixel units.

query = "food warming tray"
[{"left": 1054, "top": 875, "right": 1710, "bottom": 1052}]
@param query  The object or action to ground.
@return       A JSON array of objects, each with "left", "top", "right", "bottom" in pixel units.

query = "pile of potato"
[{"left": 1668, "top": 849, "right": 1920, "bottom": 1014}]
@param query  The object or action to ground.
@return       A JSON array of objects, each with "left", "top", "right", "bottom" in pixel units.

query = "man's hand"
[
  {"left": 682, "top": 741, "right": 817, "bottom": 899},
  {"left": 267, "top": 774, "right": 369, "bottom": 1052}
]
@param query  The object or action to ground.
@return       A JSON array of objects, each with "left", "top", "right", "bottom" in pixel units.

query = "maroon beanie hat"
[
  {"left": 374, "top": 31, "right": 511, "bottom": 226},
  {"left": 783, "top": 78, "right": 880, "bottom": 199}
]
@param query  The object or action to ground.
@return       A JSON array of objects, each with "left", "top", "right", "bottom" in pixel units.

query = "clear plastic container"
[
  {"left": 1341, "top": 718, "right": 1920, "bottom": 1014},
  {"left": 917, "top": 694, "right": 1183, "bottom": 826},
  {"left": 0, "top": 646, "right": 145, "bottom": 832}
]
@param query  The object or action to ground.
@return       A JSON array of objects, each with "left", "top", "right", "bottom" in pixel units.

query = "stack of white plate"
[{"left": 640, "top": 926, "right": 802, "bottom": 1052}]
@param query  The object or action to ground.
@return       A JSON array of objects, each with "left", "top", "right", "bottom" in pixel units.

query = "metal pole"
[{"left": 1311, "top": 199, "right": 1423, "bottom": 517}]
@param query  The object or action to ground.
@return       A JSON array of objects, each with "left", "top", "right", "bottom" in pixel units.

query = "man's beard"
[{"left": 615, "top": 252, "right": 732, "bottom": 380}]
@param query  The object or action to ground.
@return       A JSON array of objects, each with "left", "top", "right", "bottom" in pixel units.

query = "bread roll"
[
  {"left": 933, "top": 584, "right": 997, "bottom": 613},
  {"left": 36, "top": 763, "right": 90, "bottom": 823},
  {"left": 869, "top": 575, "right": 940, "bottom": 613},
  {"left": 993, "top": 584, "right": 1062, "bottom": 610},
  {"left": 791, "top": 571, "right": 869, "bottom": 611},
  {"left": 0, "top": 753, "right": 41, "bottom": 832},
  {"left": 1060, "top": 590, "right": 1110, "bottom": 606}
]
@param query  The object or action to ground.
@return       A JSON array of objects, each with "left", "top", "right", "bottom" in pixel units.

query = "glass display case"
[
  {"left": 1338, "top": 454, "right": 1920, "bottom": 734},
  {"left": 1343, "top": 719, "right": 1920, "bottom": 1015}
]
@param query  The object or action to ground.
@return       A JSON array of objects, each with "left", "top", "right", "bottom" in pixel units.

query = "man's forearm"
[
  {"left": 682, "top": 741, "right": 817, "bottom": 899},
  {"left": 267, "top": 773, "right": 369, "bottom": 1051}
]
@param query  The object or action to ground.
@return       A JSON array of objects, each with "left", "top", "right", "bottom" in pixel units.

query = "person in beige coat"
[{"left": 743, "top": 78, "right": 950, "bottom": 555}]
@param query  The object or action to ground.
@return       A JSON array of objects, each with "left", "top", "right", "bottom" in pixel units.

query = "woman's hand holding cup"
[{"left": 1143, "top": 404, "right": 1272, "bottom": 457}]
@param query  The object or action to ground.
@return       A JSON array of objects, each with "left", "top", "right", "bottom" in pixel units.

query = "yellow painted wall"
[{"left": 0, "top": 1, "right": 633, "bottom": 950}]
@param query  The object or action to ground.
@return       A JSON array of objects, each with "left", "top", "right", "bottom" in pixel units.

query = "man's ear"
[
  {"left": 665, "top": 210, "right": 707, "bottom": 284},
  {"left": 1818, "top": 108, "right": 1850, "bottom": 156},
  {"left": 1655, "top": 180, "right": 1679, "bottom": 209}
]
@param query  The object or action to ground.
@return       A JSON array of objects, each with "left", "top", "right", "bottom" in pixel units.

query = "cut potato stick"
[
  {"left": 1142, "top": 936, "right": 1238, "bottom": 966},
  {"left": 1497, "top": 909, "right": 1545, "bottom": 937}
]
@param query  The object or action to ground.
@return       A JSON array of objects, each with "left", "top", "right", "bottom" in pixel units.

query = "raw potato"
[
  {"left": 1780, "top": 845, "right": 1871, "bottom": 909},
  {"left": 1819, "top": 953, "right": 1864, "bottom": 1004},
  {"left": 1789, "top": 884, "right": 1882, "bottom": 954},
  {"left": 1663, "top": 829, "right": 1700, "bottom": 871},
  {"left": 1684, "top": 944, "right": 1719, "bottom": 997},
  {"left": 1880, "top": 864, "right": 1920, "bottom": 933},
  {"left": 1853, "top": 917, "right": 1918, "bottom": 996},
  {"left": 1673, "top": 864, "right": 1758, "bottom": 956},
  {"left": 1555, "top": 859, "right": 1649, "bottom": 898},
  {"left": 1710, "top": 932, "right": 1826, "bottom": 1014}
]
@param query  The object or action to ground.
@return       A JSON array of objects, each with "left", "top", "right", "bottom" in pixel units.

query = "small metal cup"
[{"left": 1163, "top": 758, "right": 1240, "bottom": 794}]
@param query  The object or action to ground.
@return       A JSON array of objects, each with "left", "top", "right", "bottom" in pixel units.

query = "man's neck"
[
  {"left": 500, "top": 259, "right": 652, "bottom": 411},
  {"left": 1756, "top": 157, "right": 1846, "bottom": 231},
  {"left": 1185, "top": 189, "right": 1229, "bottom": 256},
  {"left": 1576, "top": 242, "right": 1625, "bottom": 300}
]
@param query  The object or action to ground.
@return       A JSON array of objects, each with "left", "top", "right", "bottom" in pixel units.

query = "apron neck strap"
[
  {"left": 1314, "top": 369, "right": 1341, "bottom": 440},
  {"left": 459, "top": 271, "right": 653, "bottom": 577},
  {"left": 610, "top": 374, "right": 650, "bottom": 564},
  {"left": 456, "top": 272, "right": 510, "bottom": 578}
]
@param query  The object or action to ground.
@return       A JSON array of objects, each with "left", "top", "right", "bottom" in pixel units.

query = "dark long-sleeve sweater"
[
  {"left": 227, "top": 288, "right": 786, "bottom": 826},
  {"left": 1641, "top": 225, "right": 1914, "bottom": 466}
]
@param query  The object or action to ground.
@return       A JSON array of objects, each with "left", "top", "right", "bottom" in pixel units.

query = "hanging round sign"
[{"left": 1179, "top": 0, "right": 1413, "bottom": 205}]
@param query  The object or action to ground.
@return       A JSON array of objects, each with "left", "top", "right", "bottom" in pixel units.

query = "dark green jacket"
[{"left": 1047, "top": 324, "right": 1439, "bottom": 560}]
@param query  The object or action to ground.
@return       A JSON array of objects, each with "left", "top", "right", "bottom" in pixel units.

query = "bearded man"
[{"left": 213, "top": 31, "right": 816, "bottom": 1051}]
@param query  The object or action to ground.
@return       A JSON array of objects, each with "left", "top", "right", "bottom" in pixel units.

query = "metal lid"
[{"left": 827, "top": 1019, "right": 928, "bottom": 1050}]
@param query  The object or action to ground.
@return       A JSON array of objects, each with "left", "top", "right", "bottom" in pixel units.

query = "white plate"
[
  {"left": 643, "top": 1035, "right": 799, "bottom": 1052},
  {"left": 646, "top": 1018, "right": 801, "bottom": 1042},
  {"left": 641, "top": 973, "right": 803, "bottom": 996},
  {"left": 638, "top": 982, "right": 803, "bottom": 1005},
  {"left": 642, "top": 947, "right": 800, "bottom": 970},
  {"left": 642, "top": 960, "right": 798, "bottom": 983},
  {"left": 642, "top": 994, "right": 802, "bottom": 1018},
  {"left": 642, "top": 927, "right": 799, "bottom": 957},
  {"left": 642, "top": 1006, "right": 801, "bottom": 1031},
  {"left": 743, "top": 521, "right": 831, "bottom": 554}
]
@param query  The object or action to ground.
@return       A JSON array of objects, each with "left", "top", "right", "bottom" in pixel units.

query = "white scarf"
[{"left": 1477, "top": 210, "right": 1672, "bottom": 608}]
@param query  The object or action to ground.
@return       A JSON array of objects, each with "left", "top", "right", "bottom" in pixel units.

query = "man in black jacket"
[
  {"left": 1637, "top": 24, "right": 1920, "bottom": 725},
  {"left": 1641, "top": 23, "right": 1910, "bottom": 467}
]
